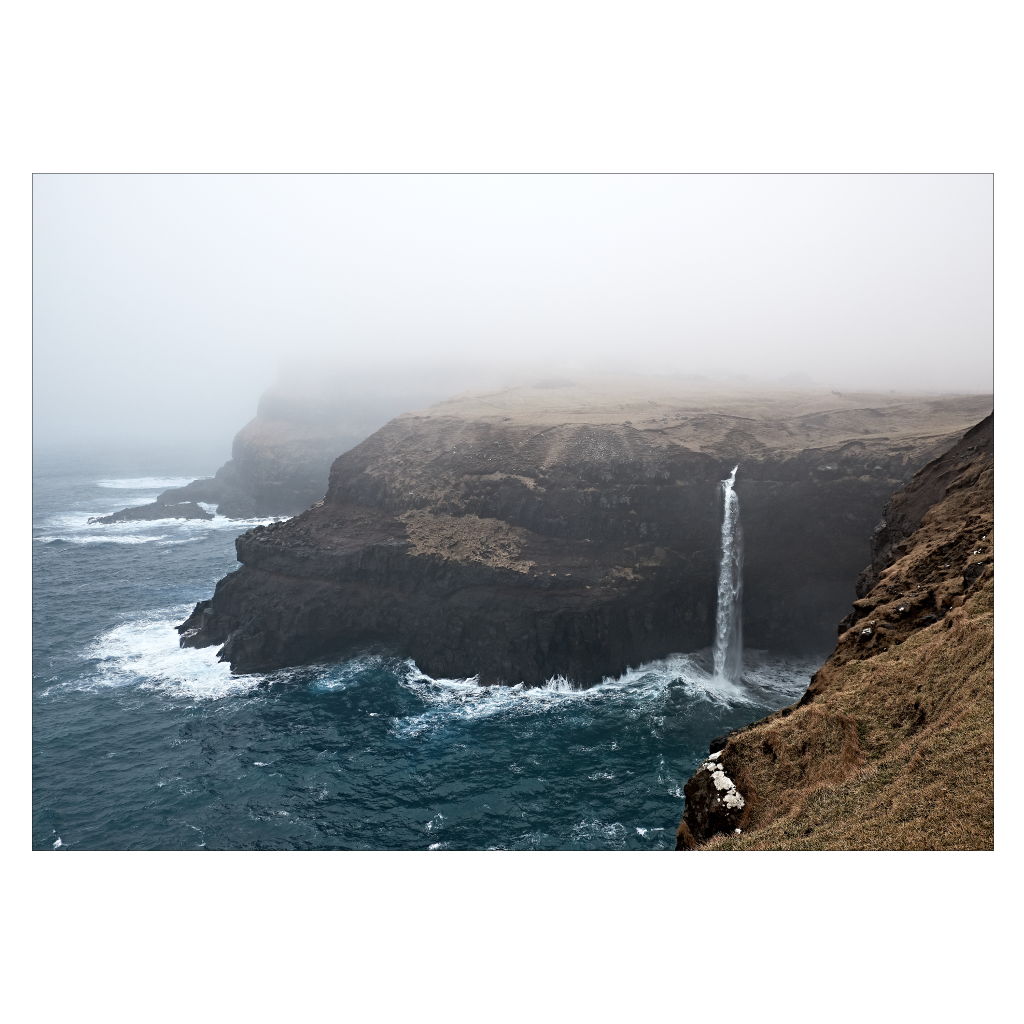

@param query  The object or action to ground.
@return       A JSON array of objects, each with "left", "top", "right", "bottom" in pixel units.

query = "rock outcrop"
[
  {"left": 88, "top": 501, "right": 213, "bottom": 524},
  {"left": 177, "top": 378, "right": 991, "bottom": 685},
  {"left": 851, "top": 413, "right": 994, "bottom": 602},
  {"left": 676, "top": 413, "right": 994, "bottom": 850},
  {"left": 149, "top": 416, "right": 349, "bottom": 520},
  {"left": 101, "top": 362, "right": 501, "bottom": 522},
  {"left": 676, "top": 751, "right": 746, "bottom": 850}
]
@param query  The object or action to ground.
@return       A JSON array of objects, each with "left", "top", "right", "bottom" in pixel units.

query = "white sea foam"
[
  {"left": 385, "top": 646, "right": 821, "bottom": 741},
  {"left": 570, "top": 819, "right": 627, "bottom": 843},
  {"left": 389, "top": 652, "right": 752, "bottom": 738},
  {"left": 95, "top": 477, "right": 197, "bottom": 490},
  {"left": 37, "top": 532, "right": 172, "bottom": 545},
  {"left": 36, "top": 508, "right": 291, "bottom": 546},
  {"left": 306, "top": 655, "right": 387, "bottom": 693},
  {"left": 77, "top": 609, "right": 264, "bottom": 700}
]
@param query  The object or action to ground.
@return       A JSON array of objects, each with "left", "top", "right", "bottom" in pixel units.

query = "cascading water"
[{"left": 713, "top": 465, "right": 743, "bottom": 682}]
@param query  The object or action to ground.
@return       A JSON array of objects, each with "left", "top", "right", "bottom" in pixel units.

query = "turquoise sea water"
[{"left": 32, "top": 447, "right": 823, "bottom": 850}]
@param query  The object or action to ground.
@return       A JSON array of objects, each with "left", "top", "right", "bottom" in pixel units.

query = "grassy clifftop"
[{"left": 679, "top": 415, "right": 994, "bottom": 850}]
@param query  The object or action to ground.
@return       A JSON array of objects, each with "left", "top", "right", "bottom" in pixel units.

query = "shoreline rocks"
[{"left": 88, "top": 501, "right": 214, "bottom": 524}]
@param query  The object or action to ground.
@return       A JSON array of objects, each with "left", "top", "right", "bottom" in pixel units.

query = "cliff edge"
[
  {"left": 177, "top": 378, "right": 991, "bottom": 686},
  {"left": 676, "top": 414, "right": 994, "bottom": 850}
]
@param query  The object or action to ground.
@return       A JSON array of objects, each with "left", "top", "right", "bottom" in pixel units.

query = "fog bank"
[{"left": 33, "top": 174, "right": 993, "bottom": 453}]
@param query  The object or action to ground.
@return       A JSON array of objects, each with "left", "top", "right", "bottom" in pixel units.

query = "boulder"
[{"left": 675, "top": 751, "right": 746, "bottom": 849}]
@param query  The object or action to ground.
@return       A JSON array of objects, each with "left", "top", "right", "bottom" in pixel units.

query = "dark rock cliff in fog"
[
  {"left": 176, "top": 378, "right": 991, "bottom": 685},
  {"left": 102, "top": 363, "right": 505, "bottom": 521}
]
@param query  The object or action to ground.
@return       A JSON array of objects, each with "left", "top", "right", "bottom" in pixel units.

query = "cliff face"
[
  {"left": 178, "top": 379, "right": 991, "bottom": 685},
  {"left": 113, "top": 363, "right": 505, "bottom": 521},
  {"left": 852, "top": 414, "right": 994, "bottom": 601},
  {"left": 154, "top": 375, "right": 419, "bottom": 518},
  {"left": 676, "top": 413, "right": 994, "bottom": 851},
  {"left": 154, "top": 415, "right": 361, "bottom": 519}
]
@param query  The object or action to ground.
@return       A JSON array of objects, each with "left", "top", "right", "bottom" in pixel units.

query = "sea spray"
[{"left": 713, "top": 465, "right": 743, "bottom": 682}]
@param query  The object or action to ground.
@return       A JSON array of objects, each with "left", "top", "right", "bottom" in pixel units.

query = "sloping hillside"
[{"left": 677, "top": 415, "right": 993, "bottom": 850}]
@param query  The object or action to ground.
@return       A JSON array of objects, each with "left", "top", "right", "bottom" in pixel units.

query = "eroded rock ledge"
[{"left": 177, "top": 382, "right": 991, "bottom": 686}]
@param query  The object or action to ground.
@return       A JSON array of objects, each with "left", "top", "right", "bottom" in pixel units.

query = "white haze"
[{"left": 33, "top": 174, "right": 993, "bottom": 456}]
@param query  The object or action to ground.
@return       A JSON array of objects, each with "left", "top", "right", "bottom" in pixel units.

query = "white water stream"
[{"left": 713, "top": 465, "right": 743, "bottom": 682}]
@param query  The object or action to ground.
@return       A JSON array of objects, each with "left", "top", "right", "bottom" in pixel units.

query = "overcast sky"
[{"left": 33, "top": 173, "right": 993, "bottom": 452}]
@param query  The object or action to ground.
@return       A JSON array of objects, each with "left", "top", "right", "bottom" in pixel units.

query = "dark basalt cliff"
[
  {"left": 103, "top": 363, "right": 497, "bottom": 521},
  {"left": 147, "top": 379, "right": 399, "bottom": 519},
  {"left": 152, "top": 415, "right": 352, "bottom": 519},
  {"left": 676, "top": 413, "right": 994, "bottom": 850},
  {"left": 178, "top": 381, "right": 991, "bottom": 686}
]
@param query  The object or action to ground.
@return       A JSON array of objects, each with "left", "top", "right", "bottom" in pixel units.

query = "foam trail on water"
[
  {"left": 95, "top": 477, "right": 196, "bottom": 490},
  {"left": 713, "top": 465, "right": 743, "bottom": 682}
]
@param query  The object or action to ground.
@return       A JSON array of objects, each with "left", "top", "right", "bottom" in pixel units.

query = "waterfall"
[{"left": 713, "top": 465, "right": 743, "bottom": 682}]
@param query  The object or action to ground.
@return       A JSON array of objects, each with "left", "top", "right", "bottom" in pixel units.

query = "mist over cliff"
[
  {"left": 177, "top": 375, "right": 990, "bottom": 682},
  {"left": 146, "top": 359, "right": 515, "bottom": 517},
  {"left": 33, "top": 174, "right": 992, "bottom": 457}
]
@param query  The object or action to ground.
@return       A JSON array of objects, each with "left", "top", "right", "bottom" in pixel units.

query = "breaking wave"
[{"left": 42, "top": 608, "right": 264, "bottom": 701}]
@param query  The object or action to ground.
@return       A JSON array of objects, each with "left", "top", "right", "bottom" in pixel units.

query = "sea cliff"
[
  {"left": 177, "top": 379, "right": 991, "bottom": 687},
  {"left": 100, "top": 362, "right": 499, "bottom": 521}
]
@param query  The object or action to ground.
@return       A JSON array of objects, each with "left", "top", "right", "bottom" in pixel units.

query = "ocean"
[{"left": 32, "top": 445, "right": 824, "bottom": 851}]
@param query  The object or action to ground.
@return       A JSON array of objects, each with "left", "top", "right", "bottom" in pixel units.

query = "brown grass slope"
[{"left": 678, "top": 416, "right": 993, "bottom": 851}]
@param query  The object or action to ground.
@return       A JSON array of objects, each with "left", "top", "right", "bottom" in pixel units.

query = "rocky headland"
[
  {"left": 124, "top": 377, "right": 392, "bottom": 520},
  {"left": 676, "top": 413, "right": 994, "bottom": 850},
  {"left": 177, "top": 377, "right": 991, "bottom": 688},
  {"left": 98, "top": 363, "right": 499, "bottom": 522}
]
